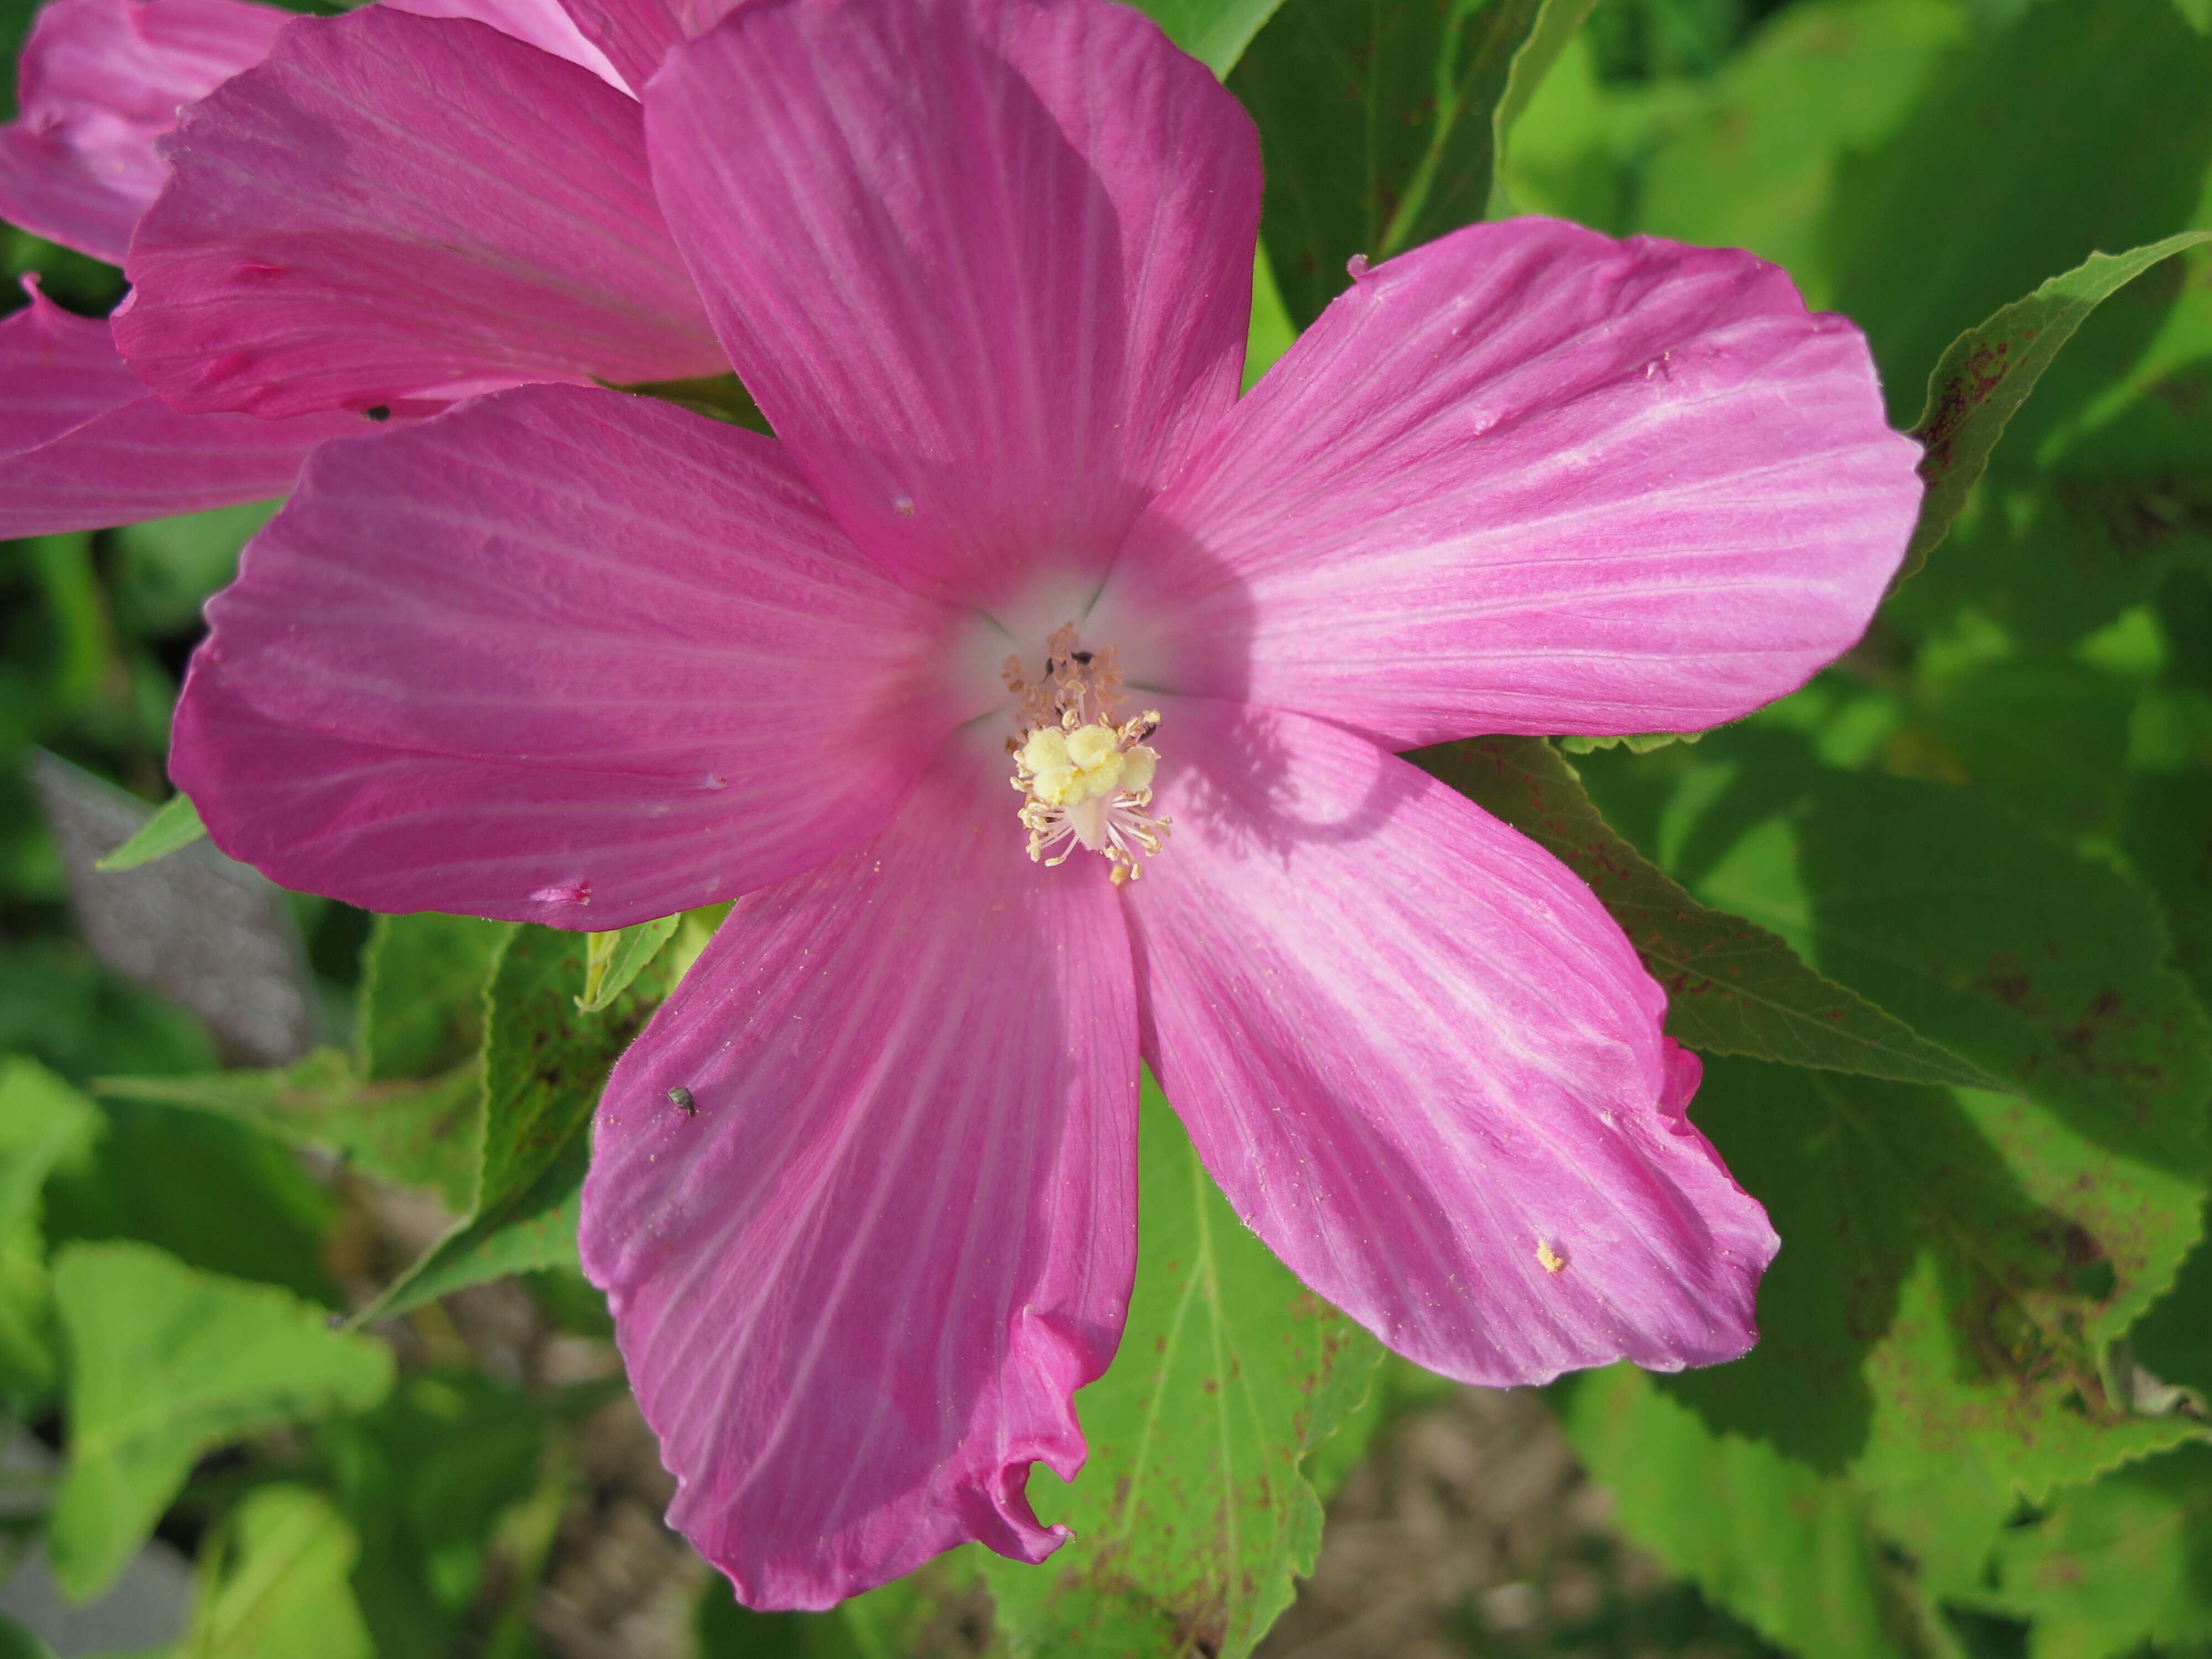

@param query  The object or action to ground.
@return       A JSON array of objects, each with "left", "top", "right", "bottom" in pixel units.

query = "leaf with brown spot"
[
  {"left": 1562, "top": 1364, "right": 1947, "bottom": 1659},
  {"left": 1987, "top": 1442, "right": 2212, "bottom": 1656},
  {"left": 1657, "top": 1057, "right": 2202, "bottom": 1486},
  {"left": 1554, "top": 734, "right": 2212, "bottom": 1611},
  {"left": 1417, "top": 737, "right": 2002, "bottom": 1089},
  {"left": 1900, "top": 230, "right": 2212, "bottom": 581},
  {"left": 1633, "top": 1054, "right": 2208, "bottom": 1620},
  {"left": 1768, "top": 768, "right": 2210, "bottom": 1182},
  {"left": 353, "top": 925, "right": 660, "bottom": 1322}
]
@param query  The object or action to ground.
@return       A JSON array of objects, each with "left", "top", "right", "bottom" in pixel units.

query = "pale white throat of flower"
[{"left": 1004, "top": 623, "right": 1168, "bottom": 886}]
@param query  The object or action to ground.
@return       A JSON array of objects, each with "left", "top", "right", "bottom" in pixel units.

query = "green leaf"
[
  {"left": 1770, "top": 769, "right": 2211, "bottom": 1180},
  {"left": 0, "top": 1223, "right": 54, "bottom": 1410},
  {"left": 109, "top": 501, "right": 277, "bottom": 640},
  {"left": 1232, "top": 0, "right": 1585, "bottom": 327},
  {"left": 1603, "top": 738, "right": 2212, "bottom": 1178},
  {"left": 0, "top": 938, "right": 216, "bottom": 1085},
  {"left": 1483, "top": 0, "right": 1601, "bottom": 218},
  {"left": 48, "top": 1241, "right": 393, "bottom": 1601},
  {"left": 575, "top": 915, "right": 680, "bottom": 1014},
  {"left": 44, "top": 1098, "right": 339, "bottom": 1306},
  {"left": 1632, "top": 0, "right": 1969, "bottom": 305},
  {"left": 1557, "top": 731, "right": 1700, "bottom": 755},
  {"left": 91, "top": 793, "right": 206, "bottom": 873},
  {"left": 1563, "top": 737, "right": 2212, "bottom": 1588},
  {"left": 356, "top": 913, "right": 510, "bottom": 1082},
  {"left": 1241, "top": 242, "right": 1297, "bottom": 393},
  {"left": 14, "top": 535, "right": 113, "bottom": 725},
  {"left": 1415, "top": 737, "right": 2002, "bottom": 1089},
  {"left": 977, "top": 1076, "right": 1383, "bottom": 1659},
  {"left": 1987, "top": 1443, "right": 2212, "bottom": 1659},
  {"left": 2122, "top": 769, "right": 2212, "bottom": 1012},
  {"left": 613, "top": 372, "right": 772, "bottom": 434},
  {"left": 1559, "top": 1365, "right": 1938, "bottom": 1659},
  {"left": 2131, "top": 1202, "right": 2212, "bottom": 1401},
  {"left": 1832, "top": 0, "right": 2212, "bottom": 424},
  {"left": 1910, "top": 656, "right": 2137, "bottom": 838},
  {"left": 1129, "top": 0, "right": 1287, "bottom": 77},
  {"left": 0, "top": 1057, "right": 102, "bottom": 1233},
  {"left": 322, "top": 1370, "right": 615, "bottom": 1658},
  {"left": 374, "top": 1162, "right": 586, "bottom": 1314},
  {"left": 181, "top": 1485, "right": 374, "bottom": 1659},
  {"left": 358, "top": 925, "right": 656, "bottom": 1320},
  {"left": 0, "top": 1060, "right": 103, "bottom": 1405},
  {"left": 1672, "top": 1054, "right": 2205, "bottom": 1493},
  {"left": 1901, "top": 231, "right": 2212, "bottom": 581},
  {"left": 0, "top": 1611, "right": 57, "bottom": 1659},
  {"left": 95, "top": 1050, "right": 479, "bottom": 1213}
]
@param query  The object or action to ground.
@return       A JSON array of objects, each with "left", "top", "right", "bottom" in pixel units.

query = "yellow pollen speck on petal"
[{"left": 1536, "top": 1241, "right": 1566, "bottom": 1274}]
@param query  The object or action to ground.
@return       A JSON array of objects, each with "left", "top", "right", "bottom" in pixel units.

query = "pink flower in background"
[
  {"left": 165, "top": 0, "right": 1921, "bottom": 1613},
  {"left": 0, "top": 0, "right": 722, "bottom": 535}
]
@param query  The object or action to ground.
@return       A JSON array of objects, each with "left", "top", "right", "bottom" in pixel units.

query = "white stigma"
[{"left": 1005, "top": 624, "right": 1168, "bottom": 885}]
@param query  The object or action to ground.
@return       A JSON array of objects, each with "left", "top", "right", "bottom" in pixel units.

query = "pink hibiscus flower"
[
  {"left": 0, "top": 0, "right": 722, "bottom": 534},
  {"left": 164, "top": 0, "right": 1921, "bottom": 1612}
]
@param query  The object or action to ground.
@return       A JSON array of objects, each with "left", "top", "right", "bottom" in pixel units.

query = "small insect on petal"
[{"left": 667, "top": 1086, "right": 697, "bottom": 1116}]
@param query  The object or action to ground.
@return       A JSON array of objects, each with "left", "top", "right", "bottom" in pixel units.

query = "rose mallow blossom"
[
  {"left": 164, "top": 0, "right": 1922, "bottom": 1612},
  {"left": 0, "top": 0, "right": 724, "bottom": 535}
]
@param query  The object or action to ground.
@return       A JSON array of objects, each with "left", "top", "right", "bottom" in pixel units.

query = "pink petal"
[
  {"left": 1124, "top": 700, "right": 1777, "bottom": 1384},
  {"left": 643, "top": 0, "right": 1259, "bottom": 596},
  {"left": 0, "top": 0, "right": 288, "bottom": 263},
  {"left": 1114, "top": 220, "right": 1924, "bottom": 747},
  {"left": 0, "top": 282, "right": 354, "bottom": 535},
  {"left": 1, "top": 283, "right": 138, "bottom": 431},
  {"left": 114, "top": 6, "right": 723, "bottom": 419},
  {"left": 385, "top": 0, "right": 625, "bottom": 86},
  {"left": 581, "top": 735, "right": 1138, "bottom": 1608},
  {"left": 544, "top": 0, "right": 700, "bottom": 93},
  {"left": 170, "top": 384, "right": 961, "bottom": 927}
]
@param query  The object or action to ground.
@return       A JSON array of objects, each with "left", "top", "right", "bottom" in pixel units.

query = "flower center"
[{"left": 1004, "top": 623, "right": 1168, "bottom": 885}]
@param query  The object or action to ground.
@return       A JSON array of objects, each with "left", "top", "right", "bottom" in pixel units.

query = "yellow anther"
[
  {"left": 1065, "top": 723, "right": 1120, "bottom": 770},
  {"left": 1005, "top": 624, "right": 1169, "bottom": 881}
]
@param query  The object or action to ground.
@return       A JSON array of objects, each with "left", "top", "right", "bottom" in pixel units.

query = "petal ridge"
[
  {"left": 171, "top": 384, "right": 958, "bottom": 925},
  {"left": 643, "top": 0, "right": 1258, "bottom": 596},
  {"left": 0, "top": 0, "right": 288, "bottom": 262},
  {"left": 118, "top": 6, "right": 722, "bottom": 418},
  {"left": 1115, "top": 218, "right": 1923, "bottom": 744},
  {"left": 0, "top": 280, "right": 353, "bottom": 535},
  {"left": 582, "top": 739, "right": 1138, "bottom": 1606},
  {"left": 1124, "top": 698, "right": 1778, "bottom": 1385}
]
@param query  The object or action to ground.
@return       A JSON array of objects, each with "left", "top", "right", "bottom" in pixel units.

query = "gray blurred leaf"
[{"left": 32, "top": 753, "right": 313, "bottom": 1067}]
